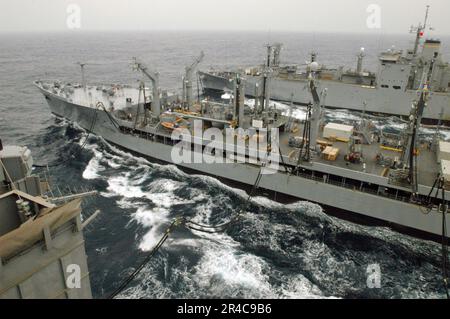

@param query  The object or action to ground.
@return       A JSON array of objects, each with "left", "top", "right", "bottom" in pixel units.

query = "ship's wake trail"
[{"left": 35, "top": 118, "right": 450, "bottom": 299}]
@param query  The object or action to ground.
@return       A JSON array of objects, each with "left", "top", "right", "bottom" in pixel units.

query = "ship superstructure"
[
  {"left": 199, "top": 7, "right": 450, "bottom": 123},
  {"left": 0, "top": 142, "right": 96, "bottom": 299}
]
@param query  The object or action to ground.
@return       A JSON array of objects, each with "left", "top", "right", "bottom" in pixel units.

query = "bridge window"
[
  {"left": 381, "top": 84, "right": 389, "bottom": 88},
  {"left": 393, "top": 85, "right": 401, "bottom": 90}
]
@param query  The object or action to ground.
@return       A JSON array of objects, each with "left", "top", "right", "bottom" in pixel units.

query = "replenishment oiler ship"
[
  {"left": 199, "top": 6, "right": 450, "bottom": 123},
  {"left": 34, "top": 43, "right": 450, "bottom": 244}
]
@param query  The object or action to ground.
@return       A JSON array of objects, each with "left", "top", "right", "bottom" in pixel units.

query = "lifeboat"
[{"left": 160, "top": 113, "right": 189, "bottom": 131}]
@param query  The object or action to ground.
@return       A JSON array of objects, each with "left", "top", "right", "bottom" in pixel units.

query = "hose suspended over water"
[
  {"left": 107, "top": 217, "right": 184, "bottom": 299},
  {"left": 438, "top": 178, "right": 450, "bottom": 299},
  {"left": 107, "top": 163, "right": 267, "bottom": 298},
  {"left": 184, "top": 164, "right": 264, "bottom": 233},
  {"left": 418, "top": 175, "right": 450, "bottom": 299}
]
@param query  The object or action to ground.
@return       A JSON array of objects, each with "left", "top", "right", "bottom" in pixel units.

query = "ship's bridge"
[
  {"left": 377, "top": 49, "right": 412, "bottom": 91},
  {"left": 422, "top": 39, "right": 442, "bottom": 61}
]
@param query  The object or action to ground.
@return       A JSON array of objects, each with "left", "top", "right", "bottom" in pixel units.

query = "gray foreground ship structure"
[
  {"left": 0, "top": 141, "right": 96, "bottom": 298},
  {"left": 34, "top": 44, "right": 450, "bottom": 242},
  {"left": 199, "top": 6, "right": 450, "bottom": 123}
]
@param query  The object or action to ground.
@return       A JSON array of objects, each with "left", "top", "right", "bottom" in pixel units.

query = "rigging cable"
[
  {"left": 294, "top": 102, "right": 312, "bottom": 174},
  {"left": 185, "top": 163, "right": 265, "bottom": 233},
  {"left": 97, "top": 102, "right": 121, "bottom": 129},
  {"left": 133, "top": 83, "right": 142, "bottom": 129},
  {"left": 438, "top": 177, "right": 450, "bottom": 299},
  {"left": 107, "top": 217, "right": 185, "bottom": 299},
  {"left": 278, "top": 146, "right": 290, "bottom": 174},
  {"left": 417, "top": 175, "right": 450, "bottom": 298},
  {"left": 196, "top": 73, "right": 201, "bottom": 103},
  {"left": 106, "top": 162, "right": 267, "bottom": 298},
  {"left": 418, "top": 174, "right": 441, "bottom": 215}
]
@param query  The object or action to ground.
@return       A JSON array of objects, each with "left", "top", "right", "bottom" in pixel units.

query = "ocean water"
[{"left": 1, "top": 31, "right": 449, "bottom": 299}]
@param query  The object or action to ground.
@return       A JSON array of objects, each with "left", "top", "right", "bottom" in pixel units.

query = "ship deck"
[
  {"left": 37, "top": 81, "right": 441, "bottom": 191},
  {"left": 278, "top": 128, "right": 438, "bottom": 188},
  {"left": 36, "top": 81, "right": 160, "bottom": 110},
  {"left": 121, "top": 112, "right": 440, "bottom": 191}
]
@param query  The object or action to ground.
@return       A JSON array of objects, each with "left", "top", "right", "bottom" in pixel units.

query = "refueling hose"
[{"left": 107, "top": 163, "right": 266, "bottom": 298}]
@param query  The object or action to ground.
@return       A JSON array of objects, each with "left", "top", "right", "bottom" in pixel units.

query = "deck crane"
[
  {"left": 183, "top": 51, "right": 205, "bottom": 110},
  {"left": 297, "top": 64, "right": 324, "bottom": 163},
  {"left": 76, "top": 62, "right": 87, "bottom": 89},
  {"left": 308, "top": 74, "right": 324, "bottom": 151},
  {"left": 132, "top": 58, "right": 161, "bottom": 119}
]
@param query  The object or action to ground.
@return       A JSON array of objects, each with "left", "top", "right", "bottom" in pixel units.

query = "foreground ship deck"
[{"left": 0, "top": 144, "right": 94, "bottom": 299}]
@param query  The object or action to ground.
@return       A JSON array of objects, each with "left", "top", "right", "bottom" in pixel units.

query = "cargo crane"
[
  {"left": 183, "top": 51, "right": 204, "bottom": 110},
  {"left": 308, "top": 75, "right": 324, "bottom": 153},
  {"left": 260, "top": 44, "right": 281, "bottom": 113},
  {"left": 132, "top": 58, "right": 161, "bottom": 119},
  {"left": 76, "top": 62, "right": 87, "bottom": 89},
  {"left": 297, "top": 66, "right": 324, "bottom": 163},
  {"left": 233, "top": 73, "right": 245, "bottom": 128}
]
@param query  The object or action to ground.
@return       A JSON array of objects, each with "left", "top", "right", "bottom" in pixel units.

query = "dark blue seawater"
[{"left": 1, "top": 31, "right": 450, "bottom": 299}]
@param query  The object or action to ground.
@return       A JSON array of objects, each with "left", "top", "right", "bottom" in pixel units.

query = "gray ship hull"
[
  {"left": 37, "top": 86, "right": 450, "bottom": 241},
  {"left": 199, "top": 71, "right": 450, "bottom": 122}
]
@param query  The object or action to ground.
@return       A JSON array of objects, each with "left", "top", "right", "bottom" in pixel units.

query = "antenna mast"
[{"left": 423, "top": 4, "right": 430, "bottom": 29}]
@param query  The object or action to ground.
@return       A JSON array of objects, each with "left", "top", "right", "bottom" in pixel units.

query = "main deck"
[{"left": 116, "top": 109, "right": 441, "bottom": 193}]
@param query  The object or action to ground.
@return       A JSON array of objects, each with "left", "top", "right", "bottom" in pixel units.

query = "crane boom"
[
  {"left": 132, "top": 57, "right": 161, "bottom": 117},
  {"left": 308, "top": 77, "right": 324, "bottom": 151},
  {"left": 185, "top": 51, "right": 205, "bottom": 109}
]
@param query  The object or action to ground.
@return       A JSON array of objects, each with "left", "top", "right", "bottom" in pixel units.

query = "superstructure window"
[
  {"left": 393, "top": 85, "right": 401, "bottom": 90},
  {"left": 381, "top": 84, "right": 389, "bottom": 88}
]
